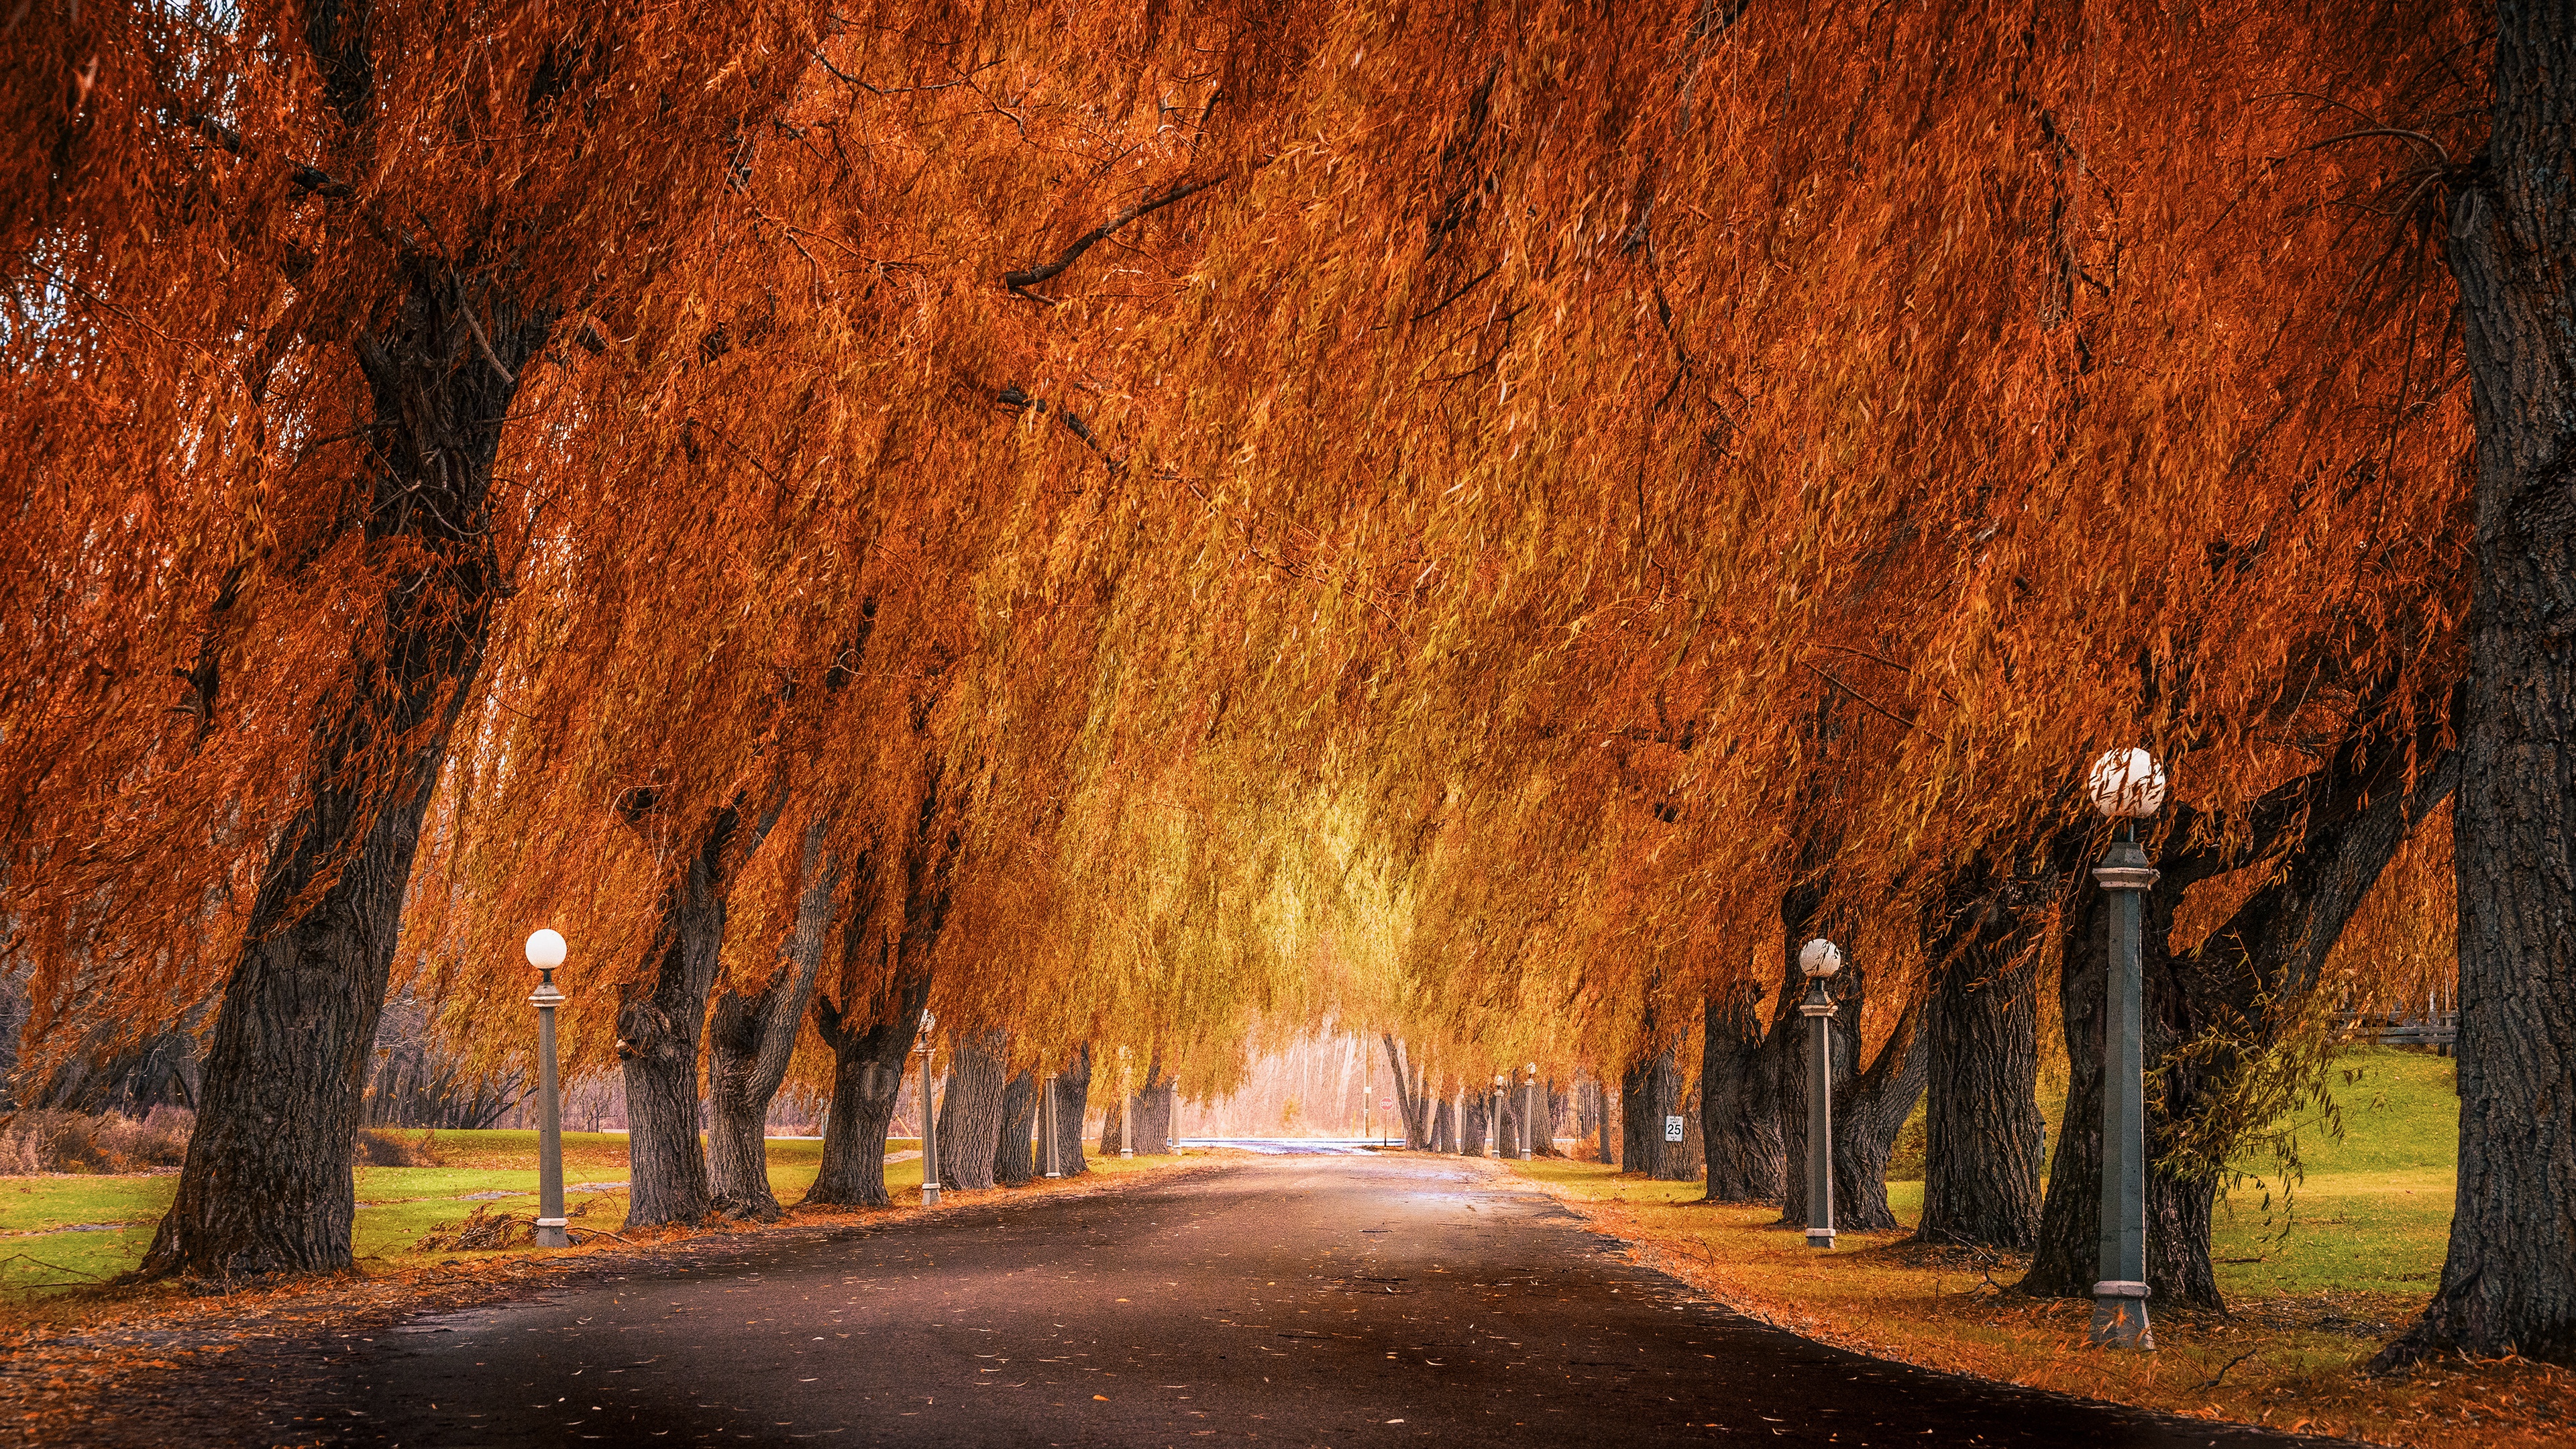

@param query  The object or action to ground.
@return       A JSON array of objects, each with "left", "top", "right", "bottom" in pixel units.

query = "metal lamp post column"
[
  {"left": 918, "top": 1010, "right": 941, "bottom": 1208},
  {"left": 1118, "top": 1047, "right": 1135, "bottom": 1159},
  {"left": 525, "top": 930, "right": 569, "bottom": 1250},
  {"left": 1521, "top": 1063, "right": 1539, "bottom": 1161},
  {"left": 1797, "top": 937, "right": 1843, "bottom": 1250},
  {"left": 1040, "top": 1071, "right": 1061, "bottom": 1178},
  {"left": 2086, "top": 747, "right": 2167, "bottom": 1350}
]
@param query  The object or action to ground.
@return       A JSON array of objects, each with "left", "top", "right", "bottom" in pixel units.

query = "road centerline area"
[{"left": 237, "top": 1156, "right": 2349, "bottom": 1446}]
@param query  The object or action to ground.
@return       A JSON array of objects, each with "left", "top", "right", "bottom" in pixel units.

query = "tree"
[
  {"left": 706, "top": 822, "right": 845, "bottom": 1220},
  {"left": 936, "top": 1030, "right": 1010, "bottom": 1191},
  {"left": 1697, "top": 983, "right": 1783, "bottom": 1203},
  {"left": 2377, "top": 0, "right": 2576, "bottom": 1370}
]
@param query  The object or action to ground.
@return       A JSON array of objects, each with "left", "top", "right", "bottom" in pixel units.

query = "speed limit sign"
[{"left": 1664, "top": 1115, "right": 1685, "bottom": 1142}]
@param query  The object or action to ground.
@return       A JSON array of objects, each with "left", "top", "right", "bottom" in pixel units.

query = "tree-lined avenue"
[{"left": 201, "top": 1156, "right": 2339, "bottom": 1446}]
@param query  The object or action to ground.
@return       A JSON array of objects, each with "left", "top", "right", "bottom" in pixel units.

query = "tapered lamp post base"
[{"left": 2090, "top": 1281, "right": 2153, "bottom": 1349}]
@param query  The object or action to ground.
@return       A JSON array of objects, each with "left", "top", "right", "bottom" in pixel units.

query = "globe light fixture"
[
  {"left": 1798, "top": 936, "right": 1841, "bottom": 1249},
  {"left": 2088, "top": 748, "right": 2163, "bottom": 1350},
  {"left": 523, "top": 929, "right": 569, "bottom": 1249},
  {"left": 2087, "top": 747, "right": 2169, "bottom": 819}
]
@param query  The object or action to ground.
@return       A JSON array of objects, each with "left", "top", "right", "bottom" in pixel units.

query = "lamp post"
[
  {"left": 525, "top": 929, "right": 569, "bottom": 1250},
  {"left": 1521, "top": 1062, "right": 1539, "bottom": 1161},
  {"left": 917, "top": 1010, "right": 941, "bottom": 1207},
  {"left": 1797, "top": 936, "right": 1843, "bottom": 1250},
  {"left": 2087, "top": 747, "right": 2166, "bottom": 1350},
  {"left": 1040, "top": 1070, "right": 1061, "bottom": 1179},
  {"left": 1118, "top": 1046, "right": 1134, "bottom": 1159}
]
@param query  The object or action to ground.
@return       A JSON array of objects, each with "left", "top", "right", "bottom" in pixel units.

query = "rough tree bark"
[
  {"left": 994, "top": 1071, "right": 1036, "bottom": 1186},
  {"left": 803, "top": 959, "right": 930, "bottom": 1209},
  {"left": 1699, "top": 982, "right": 1783, "bottom": 1203},
  {"left": 614, "top": 786, "right": 785, "bottom": 1229},
  {"left": 1621, "top": 1047, "right": 1691, "bottom": 1180},
  {"left": 136, "top": 4, "right": 556, "bottom": 1280},
  {"left": 2381, "top": 0, "right": 2576, "bottom": 1369},
  {"left": 1913, "top": 845, "right": 2061, "bottom": 1250},
  {"left": 1049, "top": 1046, "right": 1093, "bottom": 1177},
  {"left": 1123, "top": 1059, "right": 1173, "bottom": 1155},
  {"left": 1594, "top": 1082, "right": 1618, "bottom": 1165},
  {"left": 1432, "top": 1095, "right": 1456, "bottom": 1154},
  {"left": 706, "top": 822, "right": 843, "bottom": 1220},
  {"left": 1775, "top": 953, "right": 1927, "bottom": 1234},
  {"left": 936, "top": 1030, "right": 1008, "bottom": 1191}
]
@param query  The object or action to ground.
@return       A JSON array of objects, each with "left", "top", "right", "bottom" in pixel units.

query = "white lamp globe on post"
[
  {"left": 1797, "top": 936, "right": 1843, "bottom": 1250},
  {"left": 2086, "top": 747, "right": 2164, "bottom": 1350},
  {"left": 524, "top": 929, "right": 570, "bottom": 1249}
]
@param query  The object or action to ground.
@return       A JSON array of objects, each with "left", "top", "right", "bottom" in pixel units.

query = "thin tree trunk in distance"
[
  {"left": 936, "top": 1029, "right": 1007, "bottom": 1191},
  {"left": 1595, "top": 1083, "right": 1617, "bottom": 1165},
  {"left": 2381, "top": 0, "right": 2576, "bottom": 1370},
  {"left": 1383, "top": 1035, "right": 1432, "bottom": 1148},
  {"left": 138, "top": 256, "right": 549, "bottom": 1279},
  {"left": 706, "top": 823, "right": 842, "bottom": 1220},
  {"left": 1699, "top": 983, "right": 1783, "bottom": 1203},
  {"left": 994, "top": 1071, "right": 1036, "bottom": 1185},
  {"left": 1051, "top": 1046, "right": 1092, "bottom": 1177}
]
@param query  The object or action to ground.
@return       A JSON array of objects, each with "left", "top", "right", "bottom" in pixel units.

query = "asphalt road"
[{"left": 260, "top": 1154, "right": 2345, "bottom": 1447}]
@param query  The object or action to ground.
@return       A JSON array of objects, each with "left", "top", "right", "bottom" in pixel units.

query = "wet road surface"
[{"left": 266, "top": 1155, "right": 2345, "bottom": 1446}]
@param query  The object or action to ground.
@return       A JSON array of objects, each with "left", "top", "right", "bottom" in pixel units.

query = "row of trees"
[{"left": 5, "top": 0, "right": 2572, "bottom": 1367}]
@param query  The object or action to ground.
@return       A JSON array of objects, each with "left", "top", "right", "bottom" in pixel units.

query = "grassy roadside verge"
[
  {"left": 1502, "top": 1158, "right": 2573, "bottom": 1448},
  {"left": 0, "top": 1144, "right": 1207, "bottom": 1443},
  {"left": 0, "top": 1135, "right": 1193, "bottom": 1312}
]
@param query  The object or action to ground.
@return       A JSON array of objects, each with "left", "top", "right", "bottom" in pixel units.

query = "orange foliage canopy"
[{"left": 2, "top": 1, "right": 2479, "bottom": 1095}]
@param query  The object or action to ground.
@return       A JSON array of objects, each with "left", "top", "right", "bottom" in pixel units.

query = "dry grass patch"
[{"left": 1507, "top": 1159, "right": 2575, "bottom": 1449}]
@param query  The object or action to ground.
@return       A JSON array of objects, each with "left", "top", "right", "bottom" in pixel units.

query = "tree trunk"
[
  {"left": 1431, "top": 1095, "right": 1455, "bottom": 1154},
  {"left": 1623, "top": 1047, "right": 1691, "bottom": 1181},
  {"left": 1464, "top": 1091, "right": 1491, "bottom": 1157},
  {"left": 615, "top": 790, "right": 784, "bottom": 1229},
  {"left": 1831, "top": 995, "right": 1926, "bottom": 1232},
  {"left": 1699, "top": 983, "right": 1784, "bottom": 1203},
  {"left": 1914, "top": 908, "right": 2047, "bottom": 1249},
  {"left": 140, "top": 260, "right": 547, "bottom": 1281},
  {"left": 2023, "top": 884, "right": 2221, "bottom": 1303},
  {"left": 994, "top": 1071, "right": 1036, "bottom": 1186},
  {"left": 1125, "top": 1061, "right": 1173, "bottom": 1155},
  {"left": 1383, "top": 1036, "right": 1434, "bottom": 1148},
  {"left": 1777, "top": 955, "right": 1927, "bottom": 1233},
  {"left": 804, "top": 963, "right": 930, "bottom": 1208},
  {"left": 1049, "top": 1046, "right": 1093, "bottom": 1177},
  {"left": 2382, "top": 1, "right": 2576, "bottom": 1371},
  {"left": 936, "top": 1030, "right": 1008, "bottom": 1191},
  {"left": 1595, "top": 1083, "right": 1618, "bottom": 1165},
  {"left": 706, "top": 822, "right": 841, "bottom": 1220}
]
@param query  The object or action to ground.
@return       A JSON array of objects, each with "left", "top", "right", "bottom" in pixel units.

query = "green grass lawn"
[
  {"left": 1880, "top": 1045, "right": 2458, "bottom": 1297},
  {"left": 0, "top": 1134, "right": 928, "bottom": 1296}
]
